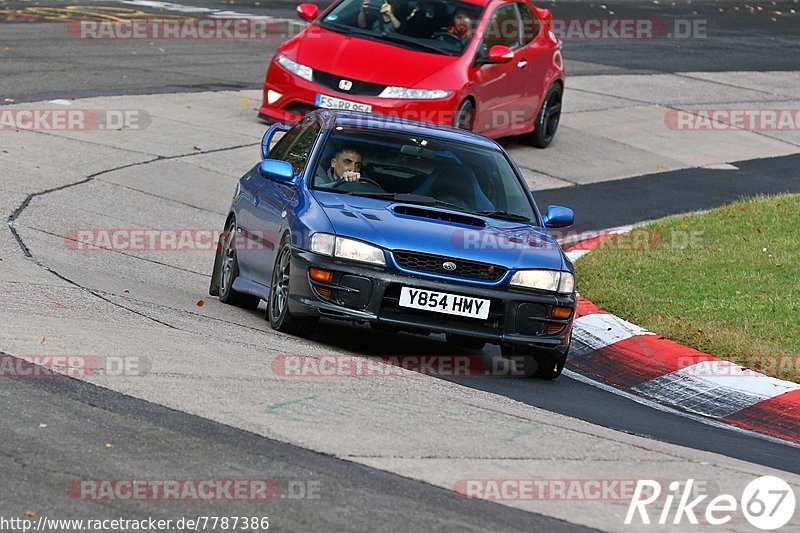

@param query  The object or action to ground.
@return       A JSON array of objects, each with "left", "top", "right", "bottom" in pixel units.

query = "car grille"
[
  {"left": 393, "top": 251, "right": 507, "bottom": 281},
  {"left": 313, "top": 70, "right": 386, "bottom": 97}
]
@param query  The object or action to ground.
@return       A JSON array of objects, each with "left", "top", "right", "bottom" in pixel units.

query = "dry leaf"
[
  {"left": 105, "top": 442, "right": 114, "bottom": 449},
  {"left": 242, "top": 97, "right": 249, "bottom": 107},
  {"left": 39, "top": 423, "right": 47, "bottom": 428},
  {"left": 41, "top": 336, "right": 47, "bottom": 343},
  {"left": 25, "top": 511, "right": 37, "bottom": 518},
  {"left": 123, "top": 289, "right": 130, "bottom": 293},
  {"left": 4, "top": 98, "right": 14, "bottom": 103},
  {"left": 192, "top": 146, "right": 202, "bottom": 151},
  {"left": 196, "top": 299, "right": 205, "bottom": 307}
]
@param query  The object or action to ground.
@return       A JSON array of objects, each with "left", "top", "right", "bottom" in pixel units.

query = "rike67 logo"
[{"left": 626, "top": 476, "right": 796, "bottom": 530}]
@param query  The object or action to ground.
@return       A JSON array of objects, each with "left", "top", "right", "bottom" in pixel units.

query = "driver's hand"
[
  {"left": 341, "top": 171, "right": 361, "bottom": 182},
  {"left": 380, "top": 2, "right": 392, "bottom": 16}
]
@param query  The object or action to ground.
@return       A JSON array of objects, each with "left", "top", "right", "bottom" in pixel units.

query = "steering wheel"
[
  {"left": 328, "top": 177, "right": 385, "bottom": 193},
  {"left": 431, "top": 31, "right": 466, "bottom": 48}
]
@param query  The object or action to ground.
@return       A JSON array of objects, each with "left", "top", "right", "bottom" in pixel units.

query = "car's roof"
[{"left": 313, "top": 110, "right": 502, "bottom": 151}]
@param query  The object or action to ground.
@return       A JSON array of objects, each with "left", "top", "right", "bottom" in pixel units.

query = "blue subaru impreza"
[{"left": 210, "top": 110, "right": 576, "bottom": 378}]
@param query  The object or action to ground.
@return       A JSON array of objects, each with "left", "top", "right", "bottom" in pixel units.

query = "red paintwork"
[{"left": 259, "top": 0, "right": 564, "bottom": 139}]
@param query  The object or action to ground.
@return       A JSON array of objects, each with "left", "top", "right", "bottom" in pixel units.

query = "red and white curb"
[{"left": 563, "top": 230, "right": 800, "bottom": 445}]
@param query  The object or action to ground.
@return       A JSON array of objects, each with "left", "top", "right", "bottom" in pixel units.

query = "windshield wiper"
[{"left": 474, "top": 210, "right": 531, "bottom": 223}]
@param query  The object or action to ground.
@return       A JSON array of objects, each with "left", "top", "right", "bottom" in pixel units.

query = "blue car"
[{"left": 210, "top": 110, "right": 576, "bottom": 378}]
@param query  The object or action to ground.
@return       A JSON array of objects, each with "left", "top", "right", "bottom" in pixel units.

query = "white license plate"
[
  {"left": 315, "top": 94, "right": 372, "bottom": 113},
  {"left": 398, "top": 287, "right": 490, "bottom": 320}
]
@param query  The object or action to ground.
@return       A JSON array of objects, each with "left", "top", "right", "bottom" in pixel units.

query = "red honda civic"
[{"left": 259, "top": 0, "right": 564, "bottom": 147}]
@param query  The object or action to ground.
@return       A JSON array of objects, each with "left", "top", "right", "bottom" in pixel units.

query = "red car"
[{"left": 259, "top": 0, "right": 564, "bottom": 147}]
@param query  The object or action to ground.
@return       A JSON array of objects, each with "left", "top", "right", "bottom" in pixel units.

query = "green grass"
[{"left": 576, "top": 194, "right": 800, "bottom": 382}]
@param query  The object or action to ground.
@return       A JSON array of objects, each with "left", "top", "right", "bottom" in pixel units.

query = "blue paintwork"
[{"left": 228, "top": 110, "right": 574, "bottom": 292}]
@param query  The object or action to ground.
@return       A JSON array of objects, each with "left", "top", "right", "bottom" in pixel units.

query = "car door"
[
  {"left": 236, "top": 123, "right": 304, "bottom": 281},
  {"left": 468, "top": 2, "right": 528, "bottom": 137},
  {"left": 516, "top": 2, "right": 552, "bottom": 121},
  {"left": 250, "top": 117, "right": 322, "bottom": 287}
]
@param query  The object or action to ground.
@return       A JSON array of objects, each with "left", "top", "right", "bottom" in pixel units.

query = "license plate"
[
  {"left": 315, "top": 94, "right": 372, "bottom": 113},
  {"left": 398, "top": 287, "right": 490, "bottom": 320}
]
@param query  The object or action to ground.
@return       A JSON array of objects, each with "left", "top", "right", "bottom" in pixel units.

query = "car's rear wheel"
[
  {"left": 501, "top": 344, "right": 567, "bottom": 379},
  {"left": 217, "top": 218, "right": 261, "bottom": 309},
  {"left": 268, "top": 239, "right": 318, "bottom": 337},
  {"left": 519, "top": 84, "right": 562, "bottom": 148},
  {"left": 446, "top": 334, "right": 486, "bottom": 351},
  {"left": 453, "top": 99, "right": 475, "bottom": 131}
]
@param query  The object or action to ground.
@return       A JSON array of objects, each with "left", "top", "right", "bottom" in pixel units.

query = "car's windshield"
[
  {"left": 319, "top": 0, "right": 483, "bottom": 56},
  {"left": 311, "top": 126, "right": 538, "bottom": 223}
]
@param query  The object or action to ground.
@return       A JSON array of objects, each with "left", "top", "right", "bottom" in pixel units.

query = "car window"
[
  {"left": 319, "top": 0, "right": 483, "bottom": 57},
  {"left": 284, "top": 120, "right": 322, "bottom": 176},
  {"left": 311, "top": 126, "right": 537, "bottom": 222},
  {"left": 267, "top": 123, "right": 304, "bottom": 160},
  {"left": 480, "top": 3, "right": 521, "bottom": 55},
  {"left": 517, "top": 3, "right": 540, "bottom": 44}
]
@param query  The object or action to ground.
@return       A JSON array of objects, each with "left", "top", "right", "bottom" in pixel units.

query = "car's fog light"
[
  {"left": 309, "top": 267, "right": 333, "bottom": 284},
  {"left": 551, "top": 306, "right": 572, "bottom": 320},
  {"left": 267, "top": 90, "right": 282, "bottom": 105}
]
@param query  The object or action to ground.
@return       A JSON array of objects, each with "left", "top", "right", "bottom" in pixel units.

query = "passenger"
[
  {"left": 358, "top": 0, "right": 402, "bottom": 33},
  {"left": 316, "top": 144, "right": 363, "bottom": 185},
  {"left": 446, "top": 8, "right": 472, "bottom": 40}
]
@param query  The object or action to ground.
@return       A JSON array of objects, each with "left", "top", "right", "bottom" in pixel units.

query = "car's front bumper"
[
  {"left": 288, "top": 249, "right": 575, "bottom": 352},
  {"left": 258, "top": 62, "right": 461, "bottom": 126}
]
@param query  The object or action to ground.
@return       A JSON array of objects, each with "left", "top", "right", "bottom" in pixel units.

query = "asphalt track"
[{"left": 2, "top": 1, "right": 800, "bottom": 531}]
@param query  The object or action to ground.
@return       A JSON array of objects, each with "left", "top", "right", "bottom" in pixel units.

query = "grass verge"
[{"left": 575, "top": 194, "right": 800, "bottom": 382}]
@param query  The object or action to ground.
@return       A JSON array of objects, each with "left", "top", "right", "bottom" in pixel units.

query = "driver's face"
[
  {"left": 454, "top": 13, "right": 469, "bottom": 31},
  {"left": 331, "top": 150, "right": 362, "bottom": 178}
]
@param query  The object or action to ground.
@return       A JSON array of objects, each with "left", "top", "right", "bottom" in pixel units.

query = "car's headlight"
[
  {"left": 310, "top": 233, "right": 386, "bottom": 266},
  {"left": 275, "top": 53, "right": 313, "bottom": 82},
  {"left": 510, "top": 270, "right": 574, "bottom": 294},
  {"left": 378, "top": 87, "right": 452, "bottom": 100}
]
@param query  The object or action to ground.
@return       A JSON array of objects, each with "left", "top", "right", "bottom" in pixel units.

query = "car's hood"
[
  {"left": 313, "top": 192, "right": 566, "bottom": 271},
  {"left": 284, "top": 25, "right": 462, "bottom": 88}
]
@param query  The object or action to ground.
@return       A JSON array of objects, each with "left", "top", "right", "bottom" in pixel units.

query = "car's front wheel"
[
  {"left": 501, "top": 344, "right": 567, "bottom": 379},
  {"left": 453, "top": 99, "right": 475, "bottom": 131},
  {"left": 216, "top": 218, "right": 261, "bottom": 309},
  {"left": 519, "top": 84, "right": 562, "bottom": 149},
  {"left": 267, "top": 239, "right": 318, "bottom": 337}
]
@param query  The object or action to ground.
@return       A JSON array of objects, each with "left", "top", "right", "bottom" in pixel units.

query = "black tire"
[
  {"left": 519, "top": 84, "right": 562, "bottom": 148},
  {"left": 268, "top": 239, "right": 318, "bottom": 337},
  {"left": 453, "top": 99, "right": 475, "bottom": 131},
  {"left": 500, "top": 344, "right": 567, "bottom": 380},
  {"left": 446, "top": 334, "right": 486, "bottom": 351},
  {"left": 218, "top": 218, "right": 261, "bottom": 310}
]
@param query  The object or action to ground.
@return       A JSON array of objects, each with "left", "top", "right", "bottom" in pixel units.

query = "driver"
[
  {"left": 446, "top": 9, "right": 472, "bottom": 40},
  {"left": 316, "top": 144, "right": 363, "bottom": 185}
]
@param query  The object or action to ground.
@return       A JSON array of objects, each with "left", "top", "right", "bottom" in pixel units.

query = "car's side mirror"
[
  {"left": 475, "top": 45, "right": 514, "bottom": 66},
  {"left": 297, "top": 3, "right": 319, "bottom": 22},
  {"left": 542, "top": 205, "right": 574, "bottom": 228},
  {"left": 488, "top": 45, "right": 514, "bottom": 63},
  {"left": 261, "top": 123, "right": 291, "bottom": 159},
  {"left": 258, "top": 159, "right": 295, "bottom": 184}
]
